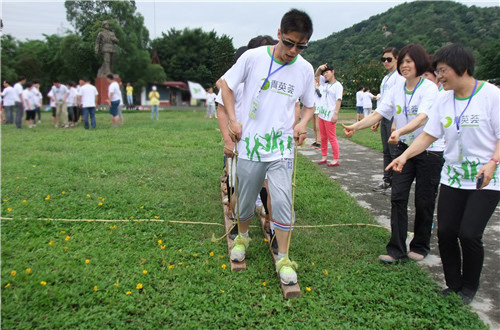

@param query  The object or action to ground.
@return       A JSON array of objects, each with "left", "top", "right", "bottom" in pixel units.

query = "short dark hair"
[
  {"left": 4, "top": 80, "right": 12, "bottom": 86},
  {"left": 106, "top": 74, "right": 114, "bottom": 80},
  {"left": 358, "top": 86, "right": 364, "bottom": 91},
  {"left": 32, "top": 78, "right": 40, "bottom": 84},
  {"left": 83, "top": 77, "right": 91, "bottom": 82},
  {"left": 25, "top": 81, "right": 33, "bottom": 88},
  {"left": 382, "top": 47, "right": 399, "bottom": 58},
  {"left": 280, "top": 9, "right": 313, "bottom": 41},
  {"left": 247, "top": 35, "right": 277, "bottom": 49},
  {"left": 432, "top": 43, "right": 475, "bottom": 77},
  {"left": 18, "top": 76, "right": 26, "bottom": 82},
  {"left": 53, "top": 79, "right": 60, "bottom": 84},
  {"left": 397, "top": 44, "right": 430, "bottom": 77},
  {"left": 322, "top": 64, "right": 335, "bottom": 74},
  {"left": 234, "top": 46, "right": 248, "bottom": 63}
]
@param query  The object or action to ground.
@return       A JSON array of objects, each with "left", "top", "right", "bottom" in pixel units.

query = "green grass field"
[{"left": 1, "top": 111, "right": 485, "bottom": 328}]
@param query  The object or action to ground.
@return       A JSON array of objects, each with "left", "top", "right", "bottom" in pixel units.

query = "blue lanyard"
[
  {"left": 454, "top": 79, "right": 478, "bottom": 134},
  {"left": 260, "top": 47, "right": 288, "bottom": 91},
  {"left": 404, "top": 77, "right": 422, "bottom": 119}
]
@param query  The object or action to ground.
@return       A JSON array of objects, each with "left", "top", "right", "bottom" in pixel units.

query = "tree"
[
  {"left": 151, "top": 28, "right": 235, "bottom": 88},
  {"left": 475, "top": 40, "right": 500, "bottom": 81},
  {"left": 0, "top": 34, "right": 19, "bottom": 83}
]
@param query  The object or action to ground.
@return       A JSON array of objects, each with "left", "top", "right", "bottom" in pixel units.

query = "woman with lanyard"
[
  {"left": 387, "top": 44, "right": 499, "bottom": 304},
  {"left": 315, "top": 63, "right": 343, "bottom": 167},
  {"left": 343, "top": 44, "right": 444, "bottom": 263}
]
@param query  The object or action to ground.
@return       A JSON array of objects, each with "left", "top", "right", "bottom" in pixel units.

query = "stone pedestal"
[{"left": 95, "top": 75, "right": 121, "bottom": 106}]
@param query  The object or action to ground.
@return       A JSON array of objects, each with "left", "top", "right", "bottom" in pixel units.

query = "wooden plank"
[
  {"left": 258, "top": 213, "right": 301, "bottom": 299},
  {"left": 221, "top": 181, "right": 246, "bottom": 271}
]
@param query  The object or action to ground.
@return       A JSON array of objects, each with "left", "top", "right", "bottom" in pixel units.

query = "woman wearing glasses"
[
  {"left": 343, "top": 44, "right": 444, "bottom": 263},
  {"left": 386, "top": 44, "right": 499, "bottom": 304}
]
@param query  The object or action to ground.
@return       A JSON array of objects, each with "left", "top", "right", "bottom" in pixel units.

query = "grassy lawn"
[{"left": 1, "top": 111, "right": 485, "bottom": 328}]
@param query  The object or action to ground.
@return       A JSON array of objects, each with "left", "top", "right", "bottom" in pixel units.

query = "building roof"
[{"left": 163, "top": 81, "right": 188, "bottom": 90}]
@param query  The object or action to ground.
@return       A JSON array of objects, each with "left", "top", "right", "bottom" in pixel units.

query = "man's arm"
[
  {"left": 216, "top": 103, "right": 235, "bottom": 157},
  {"left": 294, "top": 105, "right": 314, "bottom": 146},
  {"left": 315, "top": 64, "right": 327, "bottom": 77},
  {"left": 220, "top": 79, "right": 240, "bottom": 142}
]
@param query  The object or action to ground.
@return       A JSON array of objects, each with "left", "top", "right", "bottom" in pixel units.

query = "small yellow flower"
[
  {"left": 40, "top": 281, "right": 47, "bottom": 286},
  {"left": 311, "top": 262, "right": 315, "bottom": 266},
  {"left": 45, "top": 195, "right": 50, "bottom": 200},
  {"left": 306, "top": 287, "right": 312, "bottom": 292},
  {"left": 61, "top": 231, "right": 66, "bottom": 234},
  {"left": 205, "top": 260, "right": 209, "bottom": 264},
  {"left": 130, "top": 216, "right": 134, "bottom": 219},
  {"left": 220, "top": 289, "right": 225, "bottom": 293},
  {"left": 49, "top": 240, "right": 54, "bottom": 245},
  {"left": 113, "top": 283, "right": 118, "bottom": 287},
  {"left": 61, "top": 191, "right": 65, "bottom": 195},
  {"left": 140, "top": 206, "right": 144, "bottom": 209},
  {"left": 93, "top": 286, "right": 98, "bottom": 292},
  {"left": 90, "top": 177, "right": 94, "bottom": 180},
  {"left": 11, "top": 270, "right": 16, "bottom": 276},
  {"left": 221, "top": 264, "right": 227, "bottom": 270},
  {"left": 141, "top": 258, "right": 146, "bottom": 261},
  {"left": 64, "top": 246, "right": 68, "bottom": 251},
  {"left": 136, "top": 283, "right": 143, "bottom": 290},
  {"left": 2, "top": 199, "right": 7, "bottom": 202},
  {"left": 142, "top": 270, "right": 148, "bottom": 274},
  {"left": 168, "top": 265, "right": 175, "bottom": 269},
  {"left": 160, "top": 245, "right": 166, "bottom": 249},
  {"left": 26, "top": 268, "right": 31, "bottom": 274},
  {"left": 4, "top": 283, "right": 11, "bottom": 288},
  {"left": 126, "top": 291, "right": 132, "bottom": 295},
  {"left": 64, "top": 236, "right": 70, "bottom": 241},
  {"left": 22, "top": 200, "right": 27, "bottom": 203},
  {"left": 178, "top": 262, "right": 183, "bottom": 266},
  {"left": 209, "top": 252, "right": 214, "bottom": 257},
  {"left": 178, "top": 249, "right": 182, "bottom": 253},
  {"left": 87, "top": 194, "right": 91, "bottom": 198},
  {"left": 85, "top": 259, "right": 90, "bottom": 264},
  {"left": 101, "top": 198, "right": 105, "bottom": 201},
  {"left": 98, "top": 202, "right": 103, "bottom": 206},
  {"left": 7, "top": 208, "right": 12, "bottom": 212},
  {"left": 193, "top": 254, "right": 198, "bottom": 257},
  {"left": 324, "top": 270, "right": 328, "bottom": 275},
  {"left": 158, "top": 240, "right": 162, "bottom": 245},
  {"left": 262, "top": 282, "right": 266, "bottom": 286},
  {"left": 154, "top": 216, "right": 159, "bottom": 219},
  {"left": 263, "top": 238, "right": 268, "bottom": 242}
]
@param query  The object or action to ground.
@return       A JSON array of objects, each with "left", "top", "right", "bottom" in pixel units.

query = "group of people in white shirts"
[{"left": 355, "top": 86, "right": 378, "bottom": 121}]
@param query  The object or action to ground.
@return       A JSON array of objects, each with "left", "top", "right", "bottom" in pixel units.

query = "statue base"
[{"left": 95, "top": 75, "right": 121, "bottom": 106}]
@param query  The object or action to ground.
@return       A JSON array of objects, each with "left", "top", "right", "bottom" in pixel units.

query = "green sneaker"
[
  {"left": 276, "top": 257, "right": 298, "bottom": 285},
  {"left": 230, "top": 234, "right": 250, "bottom": 262}
]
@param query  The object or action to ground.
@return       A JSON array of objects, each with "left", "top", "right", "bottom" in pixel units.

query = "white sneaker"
[
  {"left": 64, "top": 124, "right": 69, "bottom": 128},
  {"left": 276, "top": 257, "right": 298, "bottom": 285},
  {"left": 230, "top": 235, "right": 250, "bottom": 262},
  {"left": 38, "top": 120, "right": 41, "bottom": 123}
]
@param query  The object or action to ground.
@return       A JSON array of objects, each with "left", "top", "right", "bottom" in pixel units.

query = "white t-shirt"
[
  {"left": 314, "top": 85, "right": 324, "bottom": 115},
  {"left": 51, "top": 84, "right": 69, "bottom": 103},
  {"left": 47, "top": 91, "right": 56, "bottom": 107},
  {"left": 317, "top": 77, "right": 343, "bottom": 121},
  {"left": 13, "top": 83, "right": 24, "bottom": 102},
  {"left": 79, "top": 84, "right": 99, "bottom": 108},
  {"left": 206, "top": 92, "right": 216, "bottom": 106},
  {"left": 66, "top": 87, "right": 77, "bottom": 105},
  {"left": 108, "top": 81, "right": 121, "bottom": 102},
  {"left": 215, "top": 80, "right": 244, "bottom": 123},
  {"left": 376, "top": 77, "right": 444, "bottom": 151},
  {"left": 355, "top": 90, "right": 364, "bottom": 107},
  {"left": 424, "top": 81, "right": 499, "bottom": 191},
  {"left": 363, "top": 91, "right": 374, "bottom": 109},
  {"left": 223, "top": 45, "right": 315, "bottom": 162},
  {"left": 1, "top": 86, "right": 17, "bottom": 106},
  {"left": 22, "top": 89, "right": 36, "bottom": 110},
  {"left": 32, "top": 88, "right": 42, "bottom": 107},
  {"left": 380, "top": 70, "right": 404, "bottom": 102}
]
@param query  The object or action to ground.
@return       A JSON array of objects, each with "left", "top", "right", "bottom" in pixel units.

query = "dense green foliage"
[
  {"left": 151, "top": 28, "right": 235, "bottom": 88},
  {"left": 303, "top": 1, "right": 500, "bottom": 104},
  {"left": 1, "top": 111, "right": 486, "bottom": 328}
]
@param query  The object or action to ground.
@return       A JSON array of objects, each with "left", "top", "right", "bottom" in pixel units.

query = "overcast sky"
[{"left": 1, "top": 0, "right": 497, "bottom": 47}]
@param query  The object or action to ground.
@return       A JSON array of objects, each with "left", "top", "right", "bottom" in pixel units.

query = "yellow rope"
[{"left": 285, "top": 144, "right": 299, "bottom": 259}]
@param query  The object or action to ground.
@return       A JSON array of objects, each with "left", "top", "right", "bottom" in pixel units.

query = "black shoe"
[
  {"left": 229, "top": 223, "right": 239, "bottom": 240},
  {"left": 458, "top": 289, "right": 476, "bottom": 304},
  {"left": 271, "top": 231, "right": 278, "bottom": 255},
  {"left": 373, "top": 182, "right": 390, "bottom": 192},
  {"left": 311, "top": 142, "right": 321, "bottom": 149},
  {"left": 438, "top": 288, "right": 459, "bottom": 297}
]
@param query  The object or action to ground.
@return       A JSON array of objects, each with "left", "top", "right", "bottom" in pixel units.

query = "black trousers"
[
  {"left": 387, "top": 143, "right": 444, "bottom": 259},
  {"left": 380, "top": 117, "right": 397, "bottom": 184},
  {"left": 437, "top": 184, "right": 499, "bottom": 293}
]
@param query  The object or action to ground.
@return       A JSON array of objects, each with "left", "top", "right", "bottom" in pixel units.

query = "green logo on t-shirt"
[
  {"left": 260, "top": 78, "right": 270, "bottom": 91},
  {"left": 443, "top": 116, "right": 453, "bottom": 128},
  {"left": 396, "top": 105, "right": 402, "bottom": 114}
]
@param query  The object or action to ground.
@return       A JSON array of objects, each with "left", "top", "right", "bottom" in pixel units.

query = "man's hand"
[
  {"left": 476, "top": 161, "right": 497, "bottom": 189},
  {"left": 388, "top": 130, "right": 401, "bottom": 145},
  {"left": 342, "top": 123, "right": 355, "bottom": 138},
  {"left": 228, "top": 121, "right": 242, "bottom": 142},
  {"left": 293, "top": 123, "right": 308, "bottom": 146},
  {"left": 224, "top": 141, "right": 235, "bottom": 158},
  {"left": 371, "top": 122, "right": 380, "bottom": 132},
  {"left": 386, "top": 155, "right": 407, "bottom": 173}
]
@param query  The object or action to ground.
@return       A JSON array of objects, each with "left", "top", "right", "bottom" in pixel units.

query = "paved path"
[{"left": 300, "top": 128, "right": 500, "bottom": 329}]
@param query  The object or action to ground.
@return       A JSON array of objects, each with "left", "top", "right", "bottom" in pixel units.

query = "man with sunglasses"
[
  {"left": 372, "top": 47, "right": 404, "bottom": 195},
  {"left": 221, "top": 9, "right": 315, "bottom": 286}
]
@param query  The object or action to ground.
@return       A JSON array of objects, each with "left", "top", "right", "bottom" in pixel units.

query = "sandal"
[
  {"left": 318, "top": 159, "right": 327, "bottom": 165},
  {"left": 328, "top": 161, "right": 340, "bottom": 167}
]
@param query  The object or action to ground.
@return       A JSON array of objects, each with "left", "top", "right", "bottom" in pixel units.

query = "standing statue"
[{"left": 95, "top": 21, "right": 119, "bottom": 77}]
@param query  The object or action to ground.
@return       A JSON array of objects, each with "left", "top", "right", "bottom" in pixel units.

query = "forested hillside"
[{"left": 303, "top": 1, "right": 499, "bottom": 103}]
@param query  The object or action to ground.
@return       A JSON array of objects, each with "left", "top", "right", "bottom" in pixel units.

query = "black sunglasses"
[
  {"left": 381, "top": 57, "right": 394, "bottom": 63},
  {"left": 281, "top": 37, "right": 308, "bottom": 51}
]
